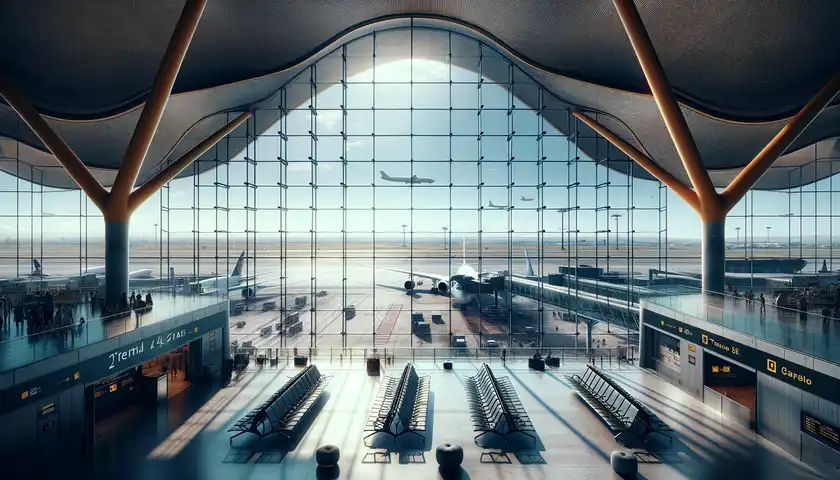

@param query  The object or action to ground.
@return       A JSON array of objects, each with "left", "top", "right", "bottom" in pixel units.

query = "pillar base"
[
  {"left": 105, "top": 221, "right": 130, "bottom": 305},
  {"left": 702, "top": 221, "right": 726, "bottom": 294}
]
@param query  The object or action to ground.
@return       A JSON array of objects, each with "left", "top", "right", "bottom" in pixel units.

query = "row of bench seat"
[
  {"left": 364, "top": 363, "right": 431, "bottom": 444},
  {"left": 464, "top": 363, "right": 535, "bottom": 445},
  {"left": 566, "top": 364, "right": 672, "bottom": 447},
  {"left": 228, "top": 364, "right": 327, "bottom": 444}
]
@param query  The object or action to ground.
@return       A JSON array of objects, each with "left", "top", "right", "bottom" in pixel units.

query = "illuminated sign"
[
  {"left": 802, "top": 412, "right": 840, "bottom": 452},
  {"left": 645, "top": 310, "right": 840, "bottom": 404},
  {"left": 108, "top": 329, "right": 187, "bottom": 371},
  {"left": 40, "top": 402, "right": 57, "bottom": 416},
  {"left": 109, "top": 383, "right": 118, "bottom": 393},
  {"left": 688, "top": 344, "right": 696, "bottom": 352}
]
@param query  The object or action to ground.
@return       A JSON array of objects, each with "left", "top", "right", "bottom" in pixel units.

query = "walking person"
[{"left": 759, "top": 293, "right": 766, "bottom": 314}]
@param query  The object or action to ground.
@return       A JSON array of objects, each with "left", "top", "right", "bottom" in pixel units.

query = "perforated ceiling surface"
[{"left": 0, "top": 1, "right": 838, "bottom": 190}]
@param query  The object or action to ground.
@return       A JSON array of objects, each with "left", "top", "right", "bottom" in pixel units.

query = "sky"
[{"left": 1, "top": 52, "right": 838, "bottom": 244}]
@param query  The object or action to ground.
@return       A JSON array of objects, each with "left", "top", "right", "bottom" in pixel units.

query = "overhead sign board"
[{"left": 645, "top": 310, "right": 840, "bottom": 404}]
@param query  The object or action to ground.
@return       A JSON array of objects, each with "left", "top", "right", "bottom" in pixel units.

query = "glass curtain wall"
[
  {"left": 5, "top": 27, "right": 836, "bottom": 352},
  {"left": 160, "top": 27, "right": 669, "bottom": 352}
]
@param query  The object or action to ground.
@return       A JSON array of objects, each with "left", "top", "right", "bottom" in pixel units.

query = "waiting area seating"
[
  {"left": 363, "top": 362, "right": 431, "bottom": 444},
  {"left": 228, "top": 364, "right": 327, "bottom": 444},
  {"left": 464, "top": 363, "right": 536, "bottom": 445},
  {"left": 566, "top": 364, "right": 672, "bottom": 447}
]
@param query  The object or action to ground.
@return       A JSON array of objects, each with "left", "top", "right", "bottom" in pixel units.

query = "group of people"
[
  {"left": 0, "top": 290, "right": 84, "bottom": 339},
  {"left": 726, "top": 283, "right": 767, "bottom": 313},
  {"left": 102, "top": 291, "right": 153, "bottom": 316}
]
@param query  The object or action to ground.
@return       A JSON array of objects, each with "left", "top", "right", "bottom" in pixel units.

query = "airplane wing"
[{"left": 388, "top": 268, "right": 447, "bottom": 281}]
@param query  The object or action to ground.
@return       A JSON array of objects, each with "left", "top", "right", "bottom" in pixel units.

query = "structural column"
[
  {"left": 701, "top": 221, "right": 726, "bottom": 293},
  {"left": 105, "top": 220, "right": 130, "bottom": 303}
]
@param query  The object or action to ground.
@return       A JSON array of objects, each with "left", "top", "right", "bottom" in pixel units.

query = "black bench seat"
[
  {"left": 566, "top": 365, "right": 672, "bottom": 448},
  {"left": 228, "top": 364, "right": 328, "bottom": 444},
  {"left": 363, "top": 363, "right": 431, "bottom": 444},
  {"left": 464, "top": 363, "right": 536, "bottom": 445}
]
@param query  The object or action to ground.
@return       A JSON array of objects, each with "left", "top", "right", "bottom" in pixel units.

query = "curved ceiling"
[{"left": 0, "top": 1, "right": 838, "bottom": 191}]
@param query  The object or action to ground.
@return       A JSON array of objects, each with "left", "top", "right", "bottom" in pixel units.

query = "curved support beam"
[
  {"left": 0, "top": 76, "right": 109, "bottom": 210},
  {"left": 110, "top": 0, "right": 207, "bottom": 203},
  {"left": 573, "top": 111, "right": 701, "bottom": 213},
  {"left": 720, "top": 72, "right": 840, "bottom": 212},
  {"left": 128, "top": 111, "right": 251, "bottom": 213},
  {"left": 613, "top": 0, "right": 718, "bottom": 211}
]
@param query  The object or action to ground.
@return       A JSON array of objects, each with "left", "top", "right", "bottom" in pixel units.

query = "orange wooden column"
[
  {"left": 609, "top": 0, "right": 840, "bottom": 292},
  {"left": 0, "top": 0, "right": 256, "bottom": 303}
]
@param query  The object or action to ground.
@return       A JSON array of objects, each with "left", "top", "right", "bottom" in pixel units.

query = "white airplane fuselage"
[
  {"left": 84, "top": 266, "right": 153, "bottom": 279},
  {"left": 448, "top": 263, "right": 478, "bottom": 305}
]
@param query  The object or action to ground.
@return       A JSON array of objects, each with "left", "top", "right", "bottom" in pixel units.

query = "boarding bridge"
[{"left": 506, "top": 274, "right": 640, "bottom": 331}]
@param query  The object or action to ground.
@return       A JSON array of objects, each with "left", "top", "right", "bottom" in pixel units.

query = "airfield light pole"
[
  {"left": 401, "top": 224, "right": 407, "bottom": 247},
  {"left": 611, "top": 213, "right": 623, "bottom": 251},
  {"left": 557, "top": 207, "right": 573, "bottom": 250},
  {"left": 442, "top": 226, "right": 448, "bottom": 249},
  {"left": 154, "top": 223, "right": 158, "bottom": 244},
  {"left": 735, "top": 226, "right": 741, "bottom": 247},
  {"left": 766, "top": 225, "right": 772, "bottom": 244},
  {"left": 780, "top": 212, "right": 794, "bottom": 257}
]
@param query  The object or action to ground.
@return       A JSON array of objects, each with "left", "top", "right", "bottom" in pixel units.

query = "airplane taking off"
[
  {"left": 187, "top": 251, "right": 282, "bottom": 299},
  {"left": 487, "top": 201, "right": 510, "bottom": 209},
  {"left": 380, "top": 171, "right": 435, "bottom": 184},
  {"left": 520, "top": 196, "right": 534, "bottom": 201},
  {"left": 389, "top": 238, "right": 533, "bottom": 307}
]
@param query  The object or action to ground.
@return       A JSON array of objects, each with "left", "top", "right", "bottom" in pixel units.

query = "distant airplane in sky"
[
  {"left": 520, "top": 196, "right": 534, "bottom": 201},
  {"left": 380, "top": 171, "right": 435, "bottom": 184},
  {"left": 487, "top": 201, "right": 509, "bottom": 209}
]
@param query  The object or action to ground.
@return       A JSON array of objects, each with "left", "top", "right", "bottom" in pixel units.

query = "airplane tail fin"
[
  {"left": 462, "top": 237, "right": 467, "bottom": 265},
  {"left": 33, "top": 259, "right": 41, "bottom": 275},
  {"left": 380, "top": 170, "right": 389, "bottom": 180},
  {"left": 231, "top": 251, "right": 246, "bottom": 277},
  {"left": 488, "top": 201, "right": 495, "bottom": 207},
  {"left": 524, "top": 249, "right": 536, "bottom": 277}
]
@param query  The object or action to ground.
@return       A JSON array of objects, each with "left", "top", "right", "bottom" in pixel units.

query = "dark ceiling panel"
[{"left": 0, "top": 5, "right": 838, "bottom": 191}]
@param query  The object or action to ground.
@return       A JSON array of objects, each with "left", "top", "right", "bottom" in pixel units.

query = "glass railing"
[
  {"left": 0, "top": 294, "right": 225, "bottom": 372},
  {"left": 644, "top": 287, "right": 840, "bottom": 364},
  {"left": 227, "top": 345, "right": 640, "bottom": 370}
]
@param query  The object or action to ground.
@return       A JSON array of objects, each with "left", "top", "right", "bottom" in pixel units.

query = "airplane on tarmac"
[
  {"left": 487, "top": 200, "right": 510, "bottom": 209},
  {"left": 380, "top": 171, "right": 435, "bottom": 184},
  {"left": 520, "top": 196, "right": 534, "bottom": 201},
  {"left": 27, "top": 259, "right": 153, "bottom": 280},
  {"left": 186, "top": 251, "right": 282, "bottom": 300},
  {"left": 389, "top": 238, "right": 534, "bottom": 307}
]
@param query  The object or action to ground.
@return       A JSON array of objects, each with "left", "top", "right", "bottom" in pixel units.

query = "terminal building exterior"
[{"left": 0, "top": 0, "right": 838, "bottom": 478}]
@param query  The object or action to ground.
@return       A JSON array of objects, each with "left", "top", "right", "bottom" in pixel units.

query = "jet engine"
[
  {"left": 241, "top": 287, "right": 255, "bottom": 299},
  {"left": 436, "top": 281, "right": 449, "bottom": 294},
  {"left": 404, "top": 280, "right": 416, "bottom": 290}
]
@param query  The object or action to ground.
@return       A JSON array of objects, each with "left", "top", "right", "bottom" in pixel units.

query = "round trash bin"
[
  {"left": 610, "top": 450, "right": 638, "bottom": 477},
  {"left": 316, "top": 445, "right": 340, "bottom": 467},
  {"left": 435, "top": 443, "right": 464, "bottom": 470}
]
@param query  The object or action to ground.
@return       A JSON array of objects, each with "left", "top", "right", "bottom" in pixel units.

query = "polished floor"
[
  {"left": 63, "top": 357, "right": 826, "bottom": 480},
  {"left": 648, "top": 293, "right": 840, "bottom": 364},
  {"left": 0, "top": 295, "right": 222, "bottom": 372}
]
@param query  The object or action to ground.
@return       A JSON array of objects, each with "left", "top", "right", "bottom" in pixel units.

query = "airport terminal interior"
[{"left": 1, "top": 1, "right": 839, "bottom": 478}]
